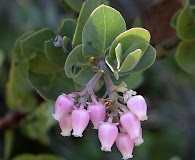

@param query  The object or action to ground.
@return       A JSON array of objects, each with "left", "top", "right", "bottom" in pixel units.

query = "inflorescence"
[{"left": 52, "top": 60, "right": 148, "bottom": 160}]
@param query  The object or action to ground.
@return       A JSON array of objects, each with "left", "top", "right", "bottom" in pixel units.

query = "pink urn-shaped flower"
[
  {"left": 59, "top": 113, "right": 72, "bottom": 137},
  {"left": 52, "top": 94, "right": 74, "bottom": 121},
  {"left": 71, "top": 108, "right": 90, "bottom": 137},
  {"left": 127, "top": 95, "right": 148, "bottom": 121},
  {"left": 98, "top": 122, "right": 118, "bottom": 152},
  {"left": 87, "top": 102, "right": 106, "bottom": 129},
  {"left": 134, "top": 128, "right": 144, "bottom": 146},
  {"left": 120, "top": 111, "right": 141, "bottom": 139},
  {"left": 116, "top": 132, "right": 134, "bottom": 160}
]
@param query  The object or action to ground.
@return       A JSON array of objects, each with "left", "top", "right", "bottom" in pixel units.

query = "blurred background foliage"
[{"left": 0, "top": 0, "right": 195, "bottom": 160}]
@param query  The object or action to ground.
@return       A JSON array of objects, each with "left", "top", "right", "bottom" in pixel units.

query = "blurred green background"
[{"left": 0, "top": 0, "right": 195, "bottom": 160}]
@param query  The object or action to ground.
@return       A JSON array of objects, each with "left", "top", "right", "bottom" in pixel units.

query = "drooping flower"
[
  {"left": 120, "top": 111, "right": 141, "bottom": 139},
  {"left": 134, "top": 128, "right": 144, "bottom": 146},
  {"left": 98, "top": 122, "right": 118, "bottom": 152},
  {"left": 72, "top": 108, "right": 90, "bottom": 137},
  {"left": 59, "top": 113, "right": 72, "bottom": 137},
  {"left": 116, "top": 132, "right": 134, "bottom": 160},
  {"left": 127, "top": 95, "right": 148, "bottom": 121},
  {"left": 52, "top": 94, "right": 74, "bottom": 121},
  {"left": 87, "top": 102, "right": 106, "bottom": 129}
]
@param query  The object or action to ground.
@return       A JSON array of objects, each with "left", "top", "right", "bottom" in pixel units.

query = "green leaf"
[
  {"left": 19, "top": 29, "right": 74, "bottom": 100},
  {"left": 12, "top": 154, "right": 63, "bottom": 160},
  {"left": 19, "top": 30, "right": 73, "bottom": 101},
  {"left": 6, "top": 33, "right": 37, "bottom": 112},
  {"left": 82, "top": 5, "right": 126, "bottom": 57},
  {"left": 6, "top": 66, "right": 36, "bottom": 111},
  {"left": 65, "top": 45, "right": 89, "bottom": 77},
  {"left": 175, "top": 41, "right": 195, "bottom": 75},
  {"left": 74, "top": 66, "right": 96, "bottom": 85},
  {"left": 58, "top": 19, "right": 76, "bottom": 40},
  {"left": 109, "top": 28, "right": 150, "bottom": 60},
  {"left": 74, "top": 82, "right": 85, "bottom": 91},
  {"left": 28, "top": 71, "right": 75, "bottom": 101},
  {"left": 21, "top": 102, "right": 55, "bottom": 145},
  {"left": 82, "top": 45, "right": 102, "bottom": 58},
  {"left": 14, "top": 32, "right": 33, "bottom": 58},
  {"left": 72, "top": 0, "right": 101, "bottom": 47},
  {"left": 105, "top": 55, "right": 115, "bottom": 73},
  {"left": 28, "top": 52, "right": 62, "bottom": 75},
  {"left": 63, "top": 0, "right": 84, "bottom": 12},
  {"left": 105, "top": 55, "right": 119, "bottom": 80},
  {"left": 124, "top": 72, "right": 144, "bottom": 89},
  {"left": 45, "top": 40, "right": 67, "bottom": 68},
  {"left": 170, "top": 10, "right": 181, "bottom": 29},
  {"left": 13, "top": 32, "right": 33, "bottom": 78},
  {"left": 115, "top": 72, "right": 144, "bottom": 89},
  {"left": 115, "top": 43, "right": 122, "bottom": 70},
  {"left": 65, "top": 45, "right": 95, "bottom": 85},
  {"left": 119, "top": 49, "right": 142, "bottom": 72},
  {"left": 20, "top": 28, "right": 55, "bottom": 59},
  {"left": 176, "top": 2, "right": 195, "bottom": 40},
  {"left": 62, "top": 36, "right": 72, "bottom": 53},
  {"left": 129, "top": 45, "right": 156, "bottom": 73}
]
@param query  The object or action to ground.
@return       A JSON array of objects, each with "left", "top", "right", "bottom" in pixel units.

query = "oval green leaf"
[
  {"left": 28, "top": 71, "right": 75, "bottom": 101},
  {"left": 82, "top": 5, "right": 126, "bottom": 57},
  {"left": 20, "top": 28, "right": 55, "bottom": 59},
  {"left": 58, "top": 19, "right": 76, "bottom": 40},
  {"left": 176, "top": 3, "right": 195, "bottom": 40},
  {"left": 115, "top": 43, "right": 122, "bottom": 70},
  {"left": 109, "top": 28, "right": 150, "bottom": 60},
  {"left": 6, "top": 66, "right": 36, "bottom": 112},
  {"left": 45, "top": 40, "right": 67, "bottom": 68},
  {"left": 119, "top": 49, "right": 142, "bottom": 72},
  {"left": 28, "top": 52, "right": 62, "bottom": 75},
  {"left": 130, "top": 45, "right": 156, "bottom": 73},
  {"left": 175, "top": 41, "right": 195, "bottom": 75},
  {"left": 72, "top": 0, "right": 101, "bottom": 47},
  {"left": 115, "top": 72, "right": 144, "bottom": 89},
  {"left": 65, "top": 45, "right": 95, "bottom": 85},
  {"left": 62, "top": 36, "right": 72, "bottom": 53},
  {"left": 6, "top": 42, "right": 36, "bottom": 112},
  {"left": 105, "top": 55, "right": 119, "bottom": 80},
  {"left": 170, "top": 10, "right": 181, "bottom": 29}
]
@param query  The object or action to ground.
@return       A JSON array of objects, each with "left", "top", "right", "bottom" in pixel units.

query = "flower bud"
[
  {"left": 127, "top": 95, "right": 148, "bottom": 121},
  {"left": 123, "top": 90, "right": 137, "bottom": 103},
  {"left": 59, "top": 114, "right": 72, "bottom": 137},
  {"left": 116, "top": 133, "right": 134, "bottom": 160},
  {"left": 98, "top": 122, "right": 118, "bottom": 152},
  {"left": 87, "top": 102, "right": 106, "bottom": 129},
  {"left": 72, "top": 108, "right": 90, "bottom": 137},
  {"left": 120, "top": 112, "right": 141, "bottom": 139},
  {"left": 52, "top": 94, "right": 74, "bottom": 121}
]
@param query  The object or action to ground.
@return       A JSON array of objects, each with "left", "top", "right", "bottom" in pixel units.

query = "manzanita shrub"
[{"left": 7, "top": 0, "right": 156, "bottom": 159}]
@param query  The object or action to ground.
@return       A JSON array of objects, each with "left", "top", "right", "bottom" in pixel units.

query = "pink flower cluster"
[{"left": 52, "top": 89, "right": 148, "bottom": 160}]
